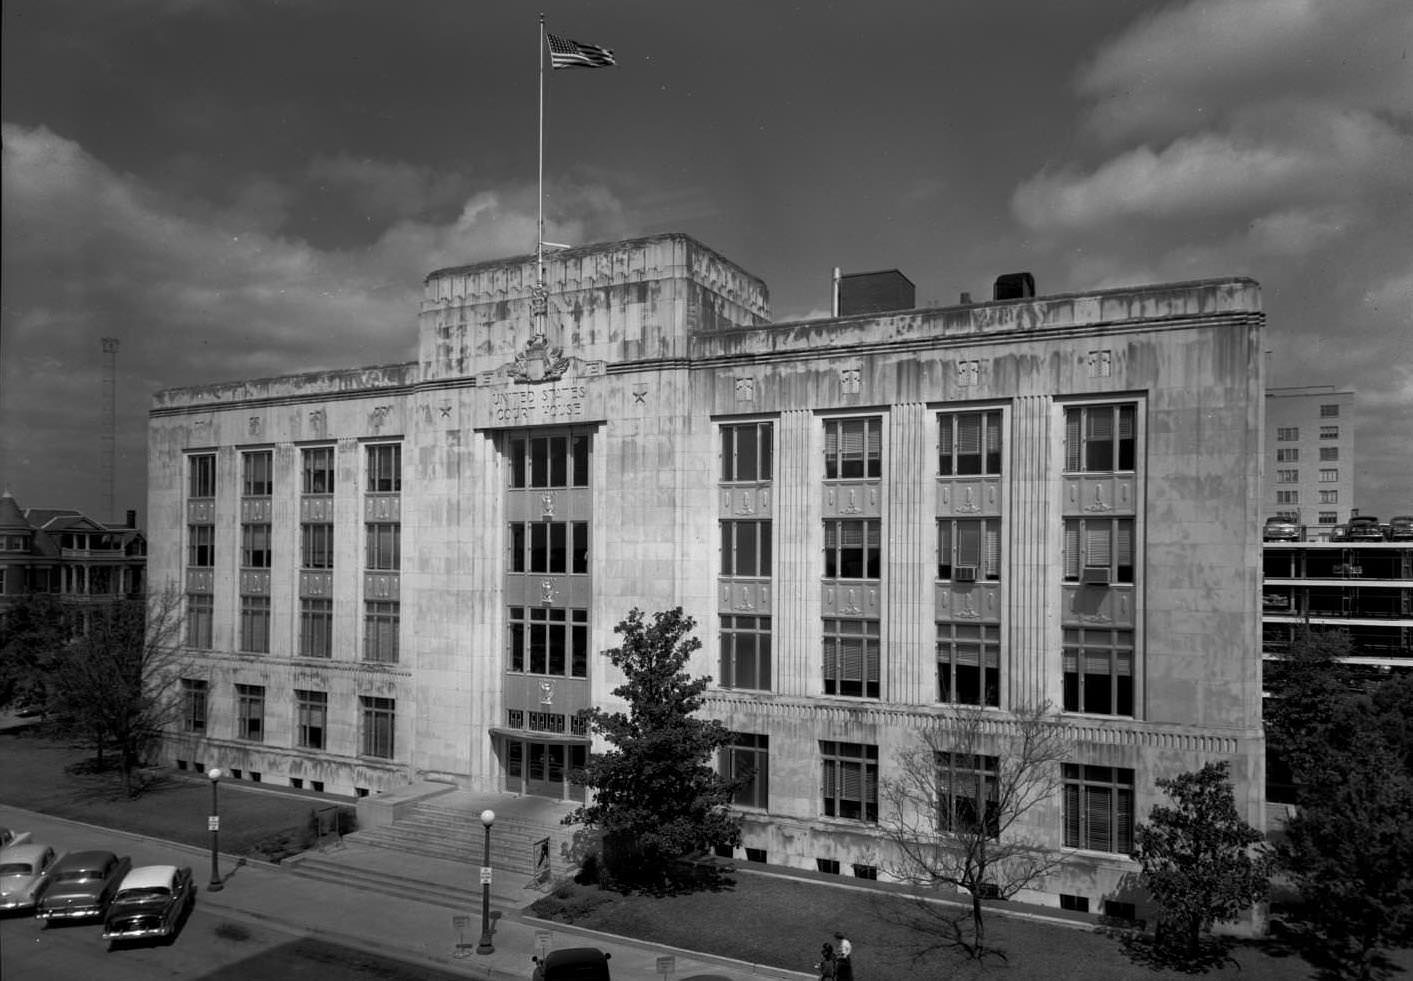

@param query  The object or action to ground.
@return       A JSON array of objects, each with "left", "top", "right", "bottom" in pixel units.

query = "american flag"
[{"left": 547, "top": 33, "right": 616, "bottom": 69}]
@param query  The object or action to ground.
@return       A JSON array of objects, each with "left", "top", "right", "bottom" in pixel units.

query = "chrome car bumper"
[{"left": 37, "top": 905, "right": 103, "bottom": 920}]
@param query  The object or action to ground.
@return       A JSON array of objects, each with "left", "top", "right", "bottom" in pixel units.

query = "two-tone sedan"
[
  {"left": 0, "top": 841, "right": 58, "bottom": 913},
  {"left": 101, "top": 865, "right": 195, "bottom": 949},
  {"left": 35, "top": 850, "right": 132, "bottom": 926}
]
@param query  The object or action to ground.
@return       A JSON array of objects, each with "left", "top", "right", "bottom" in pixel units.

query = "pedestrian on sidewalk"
[
  {"left": 834, "top": 930, "right": 854, "bottom": 981},
  {"left": 815, "top": 942, "right": 837, "bottom": 980}
]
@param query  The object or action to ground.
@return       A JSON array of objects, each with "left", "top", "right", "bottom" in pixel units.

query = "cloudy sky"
[{"left": 2, "top": 0, "right": 1409, "bottom": 522}]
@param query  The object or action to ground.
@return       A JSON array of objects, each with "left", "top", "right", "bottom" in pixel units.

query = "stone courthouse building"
[{"left": 148, "top": 233, "right": 1266, "bottom": 913}]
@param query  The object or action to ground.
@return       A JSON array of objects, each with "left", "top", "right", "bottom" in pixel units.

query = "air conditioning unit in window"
[
  {"left": 953, "top": 566, "right": 978, "bottom": 582},
  {"left": 1081, "top": 566, "right": 1112, "bottom": 585}
]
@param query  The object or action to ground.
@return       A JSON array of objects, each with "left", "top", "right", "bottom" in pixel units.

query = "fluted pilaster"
[
  {"left": 1008, "top": 395, "right": 1057, "bottom": 709},
  {"left": 885, "top": 403, "right": 932, "bottom": 704}
]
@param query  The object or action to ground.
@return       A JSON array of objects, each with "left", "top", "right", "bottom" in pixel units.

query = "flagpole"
[{"left": 535, "top": 13, "right": 547, "bottom": 343}]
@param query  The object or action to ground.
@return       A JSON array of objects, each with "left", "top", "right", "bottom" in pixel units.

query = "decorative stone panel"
[
  {"left": 503, "top": 574, "right": 592, "bottom": 608},
  {"left": 185, "top": 568, "right": 213, "bottom": 593},
  {"left": 719, "top": 485, "right": 772, "bottom": 518},
  {"left": 300, "top": 571, "right": 333, "bottom": 598},
  {"left": 1062, "top": 475, "right": 1136, "bottom": 516},
  {"left": 187, "top": 500, "right": 215, "bottom": 524},
  {"left": 364, "top": 572, "right": 400, "bottom": 600},
  {"left": 934, "top": 583, "right": 1002, "bottom": 622},
  {"left": 364, "top": 494, "right": 401, "bottom": 522},
  {"left": 821, "top": 582, "right": 880, "bottom": 618},
  {"left": 822, "top": 482, "right": 881, "bottom": 518},
  {"left": 239, "top": 570, "right": 270, "bottom": 595},
  {"left": 1061, "top": 583, "right": 1135, "bottom": 628},
  {"left": 240, "top": 498, "right": 272, "bottom": 522},
  {"left": 936, "top": 477, "right": 1002, "bottom": 517},
  {"left": 718, "top": 578, "right": 771, "bottom": 614},
  {"left": 301, "top": 496, "right": 334, "bottom": 522}
]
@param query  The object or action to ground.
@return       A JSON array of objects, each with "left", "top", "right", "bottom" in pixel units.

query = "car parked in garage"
[
  {"left": 1263, "top": 516, "right": 1300, "bottom": 541},
  {"left": 1347, "top": 516, "right": 1386, "bottom": 541},
  {"left": 35, "top": 850, "right": 132, "bottom": 925},
  {"left": 0, "top": 842, "right": 58, "bottom": 913},
  {"left": 101, "top": 865, "right": 195, "bottom": 949}
]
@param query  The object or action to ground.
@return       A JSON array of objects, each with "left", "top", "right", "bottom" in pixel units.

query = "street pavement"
[{"left": 0, "top": 801, "right": 810, "bottom": 981}]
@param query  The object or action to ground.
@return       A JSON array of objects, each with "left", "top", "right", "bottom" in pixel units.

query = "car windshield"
[
  {"left": 115, "top": 887, "right": 169, "bottom": 902},
  {"left": 0, "top": 863, "right": 34, "bottom": 875}
]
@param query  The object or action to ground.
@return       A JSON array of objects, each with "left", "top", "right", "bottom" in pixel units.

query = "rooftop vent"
[
  {"left": 993, "top": 272, "right": 1036, "bottom": 301},
  {"left": 835, "top": 269, "right": 916, "bottom": 316}
]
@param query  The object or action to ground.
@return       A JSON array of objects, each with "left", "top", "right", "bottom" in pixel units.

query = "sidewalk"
[{"left": 0, "top": 801, "right": 809, "bottom": 981}]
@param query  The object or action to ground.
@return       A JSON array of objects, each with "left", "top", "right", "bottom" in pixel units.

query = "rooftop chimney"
[
  {"left": 837, "top": 270, "right": 916, "bottom": 316},
  {"left": 993, "top": 272, "right": 1036, "bottom": 301}
]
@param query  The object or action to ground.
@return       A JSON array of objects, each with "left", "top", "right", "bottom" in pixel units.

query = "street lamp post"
[
  {"left": 475, "top": 808, "right": 495, "bottom": 954},
  {"left": 207, "top": 767, "right": 223, "bottom": 892}
]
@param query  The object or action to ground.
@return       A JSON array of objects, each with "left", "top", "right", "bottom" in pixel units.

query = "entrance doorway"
[{"left": 503, "top": 738, "right": 587, "bottom": 802}]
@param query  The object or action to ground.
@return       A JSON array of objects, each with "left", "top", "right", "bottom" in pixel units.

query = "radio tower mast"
[{"left": 101, "top": 337, "right": 119, "bottom": 523}]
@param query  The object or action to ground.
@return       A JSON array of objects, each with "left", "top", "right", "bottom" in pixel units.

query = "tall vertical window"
[
  {"left": 301, "top": 524, "right": 334, "bottom": 569},
  {"left": 302, "top": 446, "right": 334, "bottom": 494},
  {"left": 824, "top": 417, "right": 883, "bottom": 479},
  {"left": 366, "top": 443, "right": 401, "bottom": 492},
  {"left": 239, "top": 595, "right": 271, "bottom": 653},
  {"left": 721, "top": 421, "right": 773, "bottom": 482},
  {"left": 1276, "top": 427, "right": 1299, "bottom": 441},
  {"left": 296, "top": 690, "right": 327, "bottom": 750},
  {"left": 189, "top": 454, "right": 216, "bottom": 498},
  {"left": 1063, "top": 518, "right": 1135, "bottom": 584},
  {"left": 236, "top": 684, "right": 265, "bottom": 741},
  {"left": 939, "top": 410, "right": 1003, "bottom": 476},
  {"left": 719, "top": 615, "right": 771, "bottom": 690},
  {"left": 821, "top": 741, "right": 878, "bottom": 822},
  {"left": 937, "top": 753, "right": 999, "bottom": 836},
  {"left": 242, "top": 451, "right": 273, "bottom": 496},
  {"left": 1063, "top": 628, "right": 1134, "bottom": 716},
  {"left": 721, "top": 733, "right": 769, "bottom": 809},
  {"left": 365, "top": 523, "right": 401, "bottom": 570},
  {"left": 508, "top": 432, "right": 591, "bottom": 489},
  {"left": 186, "top": 594, "right": 213, "bottom": 649},
  {"left": 300, "top": 598, "right": 333, "bottom": 658},
  {"left": 823, "top": 519, "right": 881, "bottom": 579},
  {"left": 508, "top": 522, "right": 588, "bottom": 574},
  {"left": 181, "top": 679, "right": 208, "bottom": 733},
  {"left": 936, "top": 623, "right": 999, "bottom": 706},
  {"left": 360, "top": 696, "right": 396, "bottom": 759},
  {"left": 1063, "top": 764, "right": 1134, "bottom": 854},
  {"left": 822, "top": 619, "right": 880, "bottom": 698},
  {"left": 187, "top": 525, "right": 214, "bottom": 567},
  {"left": 1320, "top": 404, "right": 1340, "bottom": 418},
  {"left": 364, "top": 601, "right": 400, "bottom": 662},
  {"left": 241, "top": 524, "right": 272, "bottom": 568},
  {"left": 720, "top": 521, "right": 772, "bottom": 576},
  {"left": 507, "top": 607, "right": 589, "bottom": 677},
  {"left": 937, "top": 518, "right": 1001, "bottom": 581},
  {"left": 1064, "top": 404, "right": 1136, "bottom": 472}
]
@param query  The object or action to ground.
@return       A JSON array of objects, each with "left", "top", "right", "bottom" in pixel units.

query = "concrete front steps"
[
  {"left": 346, "top": 798, "right": 574, "bottom": 874},
  {"left": 285, "top": 852, "right": 486, "bottom": 911}
]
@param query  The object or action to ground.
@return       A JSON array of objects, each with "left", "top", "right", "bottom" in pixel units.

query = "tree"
[
  {"left": 1132, "top": 760, "right": 1271, "bottom": 960},
  {"left": 1264, "top": 627, "right": 1358, "bottom": 787},
  {"left": 564, "top": 607, "right": 742, "bottom": 887},
  {"left": 44, "top": 587, "right": 189, "bottom": 797},
  {"left": 1278, "top": 676, "right": 1413, "bottom": 980},
  {"left": 879, "top": 702, "right": 1069, "bottom": 959},
  {"left": 0, "top": 591, "right": 72, "bottom": 710}
]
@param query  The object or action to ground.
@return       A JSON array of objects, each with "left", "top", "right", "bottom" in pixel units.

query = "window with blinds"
[
  {"left": 239, "top": 595, "right": 270, "bottom": 653},
  {"left": 187, "top": 525, "right": 214, "bottom": 567},
  {"left": 937, "top": 518, "right": 1002, "bottom": 580},
  {"left": 1063, "top": 764, "right": 1134, "bottom": 854},
  {"left": 1064, "top": 404, "right": 1136, "bottom": 473},
  {"left": 364, "top": 600, "right": 400, "bottom": 663},
  {"left": 300, "top": 598, "right": 332, "bottom": 658},
  {"left": 936, "top": 753, "right": 1000, "bottom": 837},
  {"left": 365, "top": 522, "right": 401, "bottom": 570},
  {"left": 366, "top": 443, "right": 402, "bottom": 493},
  {"left": 186, "top": 594, "right": 213, "bottom": 650},
  {"left": 1062, "top": 518, "right": 1134, "bottom": 583},
  {"left": 301, "top": 523, "right": 334, "bottom": 570},
  {"left": 719, "top": 615, "right": 771, "bottom": 690},
  {"left": 823, "top": 619, "right": 881, "bottom": 698},
  {"left": 824, "top": 519, "right": 881, "bottom": 579},
  {"left": 1062, "top": 628, "right": 1134, "bottom": 715},
  {"left": 821, "top": 741, "right": 878, "bottom": 821},
  {"left": 241, "top": 523, "right": 272, "bottom": 569},
  {"left": 936, "top": 622, "right": 1000, "bottom": 706},
  {"left": 302, "top": 446, "right": 334, "bottom": 494},
  {"left": 236, "top": 684, "right": 265, "bottom": 741},
  {"left": 360, "top": 696, "right": 396, "bottom": 759},
  {"left": 242, "top": 451, "right": 273, "bottom": 496},
  {"left": 721, "top": 421, "right": 774, "bottom": 482},
  {"left": 824, "top": 417, "right": 883, "bottom": 479},
  {"left": 189, "top": 454, "right": 216, "bottom": 498},
  {"left": 296, "top": 690, "right": 327, "bottom": 750},
  {"left": 939, "top": 410, "right": 1003, "bottom": 476}
]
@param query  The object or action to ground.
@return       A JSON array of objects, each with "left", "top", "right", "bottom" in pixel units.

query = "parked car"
[
  {"left": 1263, "top": 516, "right": 1300, "bottom": 542},
  {"left": 534, "top": 947, "right": 613, "bottom": 981},
  {"left": 0, "top": 828, "right": 31, "bottom": 849},
  {"left": 102, "top": 865, "right": 194, "bottom": 948},
  {"left": 0, "top": 842, "right": 58, "bottom": 913},
  {"left": 1347, "top": 516, "right": 1385, "bottom": 541},
  {"left": 35, "top": 850, "right": 132, "bottom": 925},
  {"left": 1329, "top": 523, "right": 1349, "bottom": 541},
  {"left": 1389, "top": 515, "right": 1413, "bottom": 541}
]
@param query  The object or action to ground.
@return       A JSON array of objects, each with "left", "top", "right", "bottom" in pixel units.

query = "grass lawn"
[
  {"left": 0, "top": 728, "right": 339, "bottom": 858},
  {"left": 529, "top": 872, "right": 1408, "bottom": 981}
]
